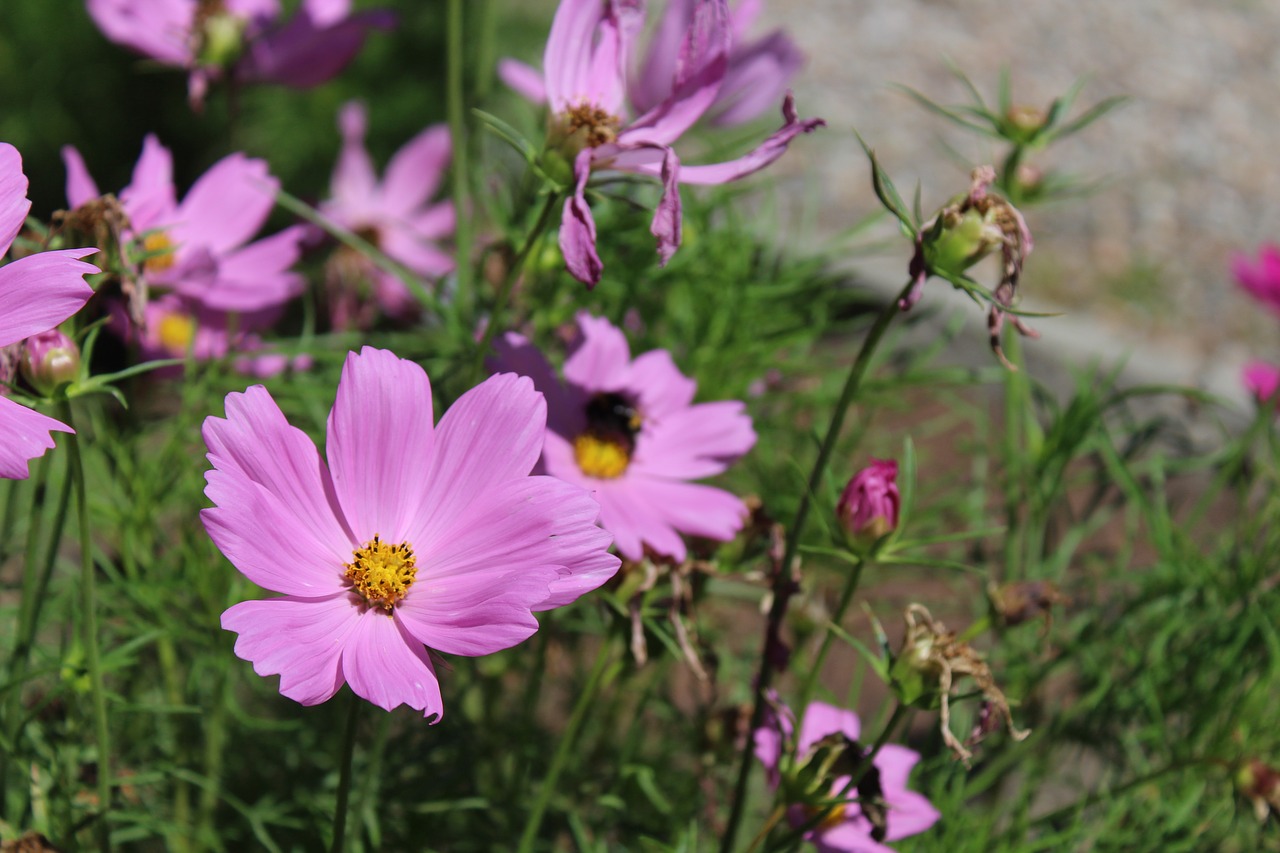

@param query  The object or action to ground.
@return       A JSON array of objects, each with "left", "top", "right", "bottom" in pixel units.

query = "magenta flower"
[
  {"left": 63, "top": 134, "right": 305, "bottom": 315},
  {"left": 0, "top": 144, "right": 97, "bottom": 480},
  {"left": 319, "top": 101, "right": 455, "bottom": 325},
  {"left": 503, "top": 0, "right": 822, "bottom": 286},
  {"left": 1233, "top": 244, "right": 1280, "bottom": 318},
  {"left": 85, "top": 0, "right": 394, "bottom": 107},
  {"left": 1243, "top": 360, "right": 1280, "bottom": 406},
  {"left": 205, "top": 347, "right": 619, "bottom": 718},
  {"left": 755, "top": 700, "right": 941, "bottom": 853},
  {"left": 836, "top": 459, "right": 899, "bottom": 544},
  {"left": 492, "top": 312, "right": 755, "bottom": 562}
]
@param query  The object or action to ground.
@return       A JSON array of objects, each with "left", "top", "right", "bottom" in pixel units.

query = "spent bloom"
[
  {"left": 492, "top": 312, "right": 756, "bottom": 563},
  {"left": 0, "top": 143, "right": 98, "bottom": 479},
  {"left": 754, "top": 700, "right": 941, "bottom": 852},
  {"left": 1232, "top": 243, "right": 1280, "bottom": 317},
  {"left": 836, "top": 458, "right": 899, "bottom": 546},
  {"left": 205, "top": 347, "right": 619, "bottom": 718},
  {"left": 85, "top": 0, "right": 395, "bottom": 107},
  {"left": 503, "top": 0, "right": 822, "bottom": 286},
  {"left": 319, "top": 101, "right": 455, "bottom": 326}
]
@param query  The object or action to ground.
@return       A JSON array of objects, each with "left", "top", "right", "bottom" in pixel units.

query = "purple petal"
[
  {"left": 631, "top": 400, "right": 755, "bottom": 479},
  {"left": 341, "top": 609, "right": 443, "bottom": 718},
  {"left": 0, "top": 249, "right": 97, "bottom": 348},
  {"left": 649, "top": 144, "right": 682, "bottom": 266},
  {"left": 120, "top": 134, "right": 178, "bottom": 231},
  {"left": 61, "top": 146, "right": 101, "bottom": 209},
  {"left": 0, "top": 143, "right": 32, "bottom": 257},
  {"left": 671, "top": 92, "right": 824, "bottom": 185},
  {"left": 222, "top": 594, "right": 359, "bottom": 706},
  {"left": 187, "top": 225, "right": 306, "bottom": 313},
  {"left": 630, "top": 0, "right": 694, "bottom": 116},
  {"left": 497, "top": 58, "right": 548, "bottom": 104},
  {"left": 240, "top": 7, "right": 396, "bottom": 89},
  {"left": 302, "top": 0, "right": 350, "bottom": 27},
  {"left": 326, "top": 347, "right": 436, "bottom": 545},
  {"left": 543, "top": 0, "right": 609, "bottom": 110},
  {"left": 563, "top": 311, "right": 632, "bottom": 390},
  {"left": 489, "top": 332, "right": 582, "bottom": 438},
  {"left": 0, "top": 396, "right": 72, "bottom": 481},
  {"left": 1244, "top": 360, "right": 1280, "bottom": 403},
  {"left": 172, "top": 153, "right": 277, "bottom": 255},
  {"left": 711, "top": 30, "right": 805, "bottom": 126},
  {"left": 559, "top": 148, "right": 604, "bottom": 286},
  {"left": 85, "top": 0, "right": 193, "bottom": 66}
]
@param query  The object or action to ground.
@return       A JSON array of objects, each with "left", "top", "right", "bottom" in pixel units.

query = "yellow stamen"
[
  {"left": 558, "top": 103, "right": 622, "bottom": 149},
  {"left": 157, "top": 311, "right": 196, "bottom": 353},
  {"left": 345, "top": 534, "right": 418, "bottom": 612},
  {"left": 143, "top": 231, "right": 176, "bottom": 274},
  {"left": 573, "top": 433, "right": 631, "bottom": 479}
]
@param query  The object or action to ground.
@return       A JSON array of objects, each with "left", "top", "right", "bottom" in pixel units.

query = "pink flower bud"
[
  {"left": 836, "top": 458, "right": 900, "bottom": 544},
  {"left": 20, "top": 330, "right": 81, "bottom": 395}
]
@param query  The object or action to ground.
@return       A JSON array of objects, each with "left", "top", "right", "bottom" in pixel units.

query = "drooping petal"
[
  {"left": 187, "top": 225, "right": 306, "bottom": 312},
  {"left": 497, "top": 58, "right": 548, "bottom": 104},
  {"left": 0, "top": 249, "right": 97, "bottom": 348},
  {"left": 341, "top": 609, "right": 443, "bottom": 718},
  {"left": 239, "top": 7, "right": 396, "bottom": 88},
  {"left": 380, "top": 125, "right": 451, "bottom": 216},
  {"left": 403, "top": 372, "right": 546, "bottom": 550},
  {"left": 326, "top": 347, "right": 436, "bottom": 545},
  {"left": 0, "top": 396, "right": 72, "bottom": 481},
  {"left": 0, "top": 143, "right": 32, "bottom": 257},
  {"left": 670, "top": 92, "right": 824, "bottom": 184},
  {"left": 171, "top": 153, "right": 277, "bottom": 255},
  {"left": 121, "top": 134, "right": 178, "bottom": 231},
  {"left": 631, "top": 400, "right": 756, "bottom": 479},
  {"left": 61, "top": 146, "right": 101, "bottom": 209},
  {"left": 563, "top": 310, "right": 633, "bottom": 391},
  {"left": 222, "top": 594, "right": 360, "bottom": 706},
  {"left": 711, "top": 30, "right": 805, "bottom": 126},
  {"left": 330, "top": 101, "right": 378, "bottom": 213},
  {"left": 649, "top": 144, "right": 682, "bottom": 266},
  {"left": 630, "top": 0, "right": 694, "bottom": 116},
  {"left": 559, "top": 148, "right": 604, "bottom": 286}
]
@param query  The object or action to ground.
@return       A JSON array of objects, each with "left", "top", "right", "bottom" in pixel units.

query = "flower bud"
[
  {"left": 0, "top": 342, "right": 20, "bottom": 396},
  {"left": 836, "top": 458, "right": 899, "bottom": 546},
  {"left": 196, "top": 10, "right": 246, "bottom": 67},
  {"left": 921, "top": 166, "right": 1030, "bottom": 281},
  {"left": 20, "top": 330, "right": 81, "bottom": 395}
]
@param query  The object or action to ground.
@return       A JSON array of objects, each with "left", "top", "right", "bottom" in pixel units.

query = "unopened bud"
[
  {"left": 20, "top": 330, "right": 81, "bottom": 395},
  {"left": 197, "top": 11, "right": 246, "bottom": 67},
  {"left": 1006, "top": 104, "right": 1047, "bottom": 138},
  {"left": 0, "top": 343, "right": 21, "bottom": 395},
  {"left": 836, "top": 458, "right": 899, "bottom": 548}
]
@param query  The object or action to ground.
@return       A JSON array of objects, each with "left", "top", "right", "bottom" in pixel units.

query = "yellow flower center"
[
  {"left": 157, "top": 311, "right": 196, "bottom": 353},
  {"left": 345, "top": 534, "right": 418, "bottom": 612},
  {"left": 555, "top": 103, "right": 623, "bottom": 151},
  {"left": 142, "top": 231, "right": 176, "bottom": 274},
  {"left": 573, "top": 433, "right": 631, "bottom": 479},
  {"left": 804, "top": 802, "right": 848, "bottom": 832}
]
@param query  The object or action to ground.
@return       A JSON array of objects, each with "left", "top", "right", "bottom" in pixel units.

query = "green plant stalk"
[
  {"left": 62, "top": 401, "right": 112, "bottom": 852},
  {"left": 195, "top": 667, "right": 229, "bottom": 843},
  {"left": 795, "top": 555, "right": 866, "bottom": 712},
  {"left": 1000, "top": 327, "right": 1030, "bottom": 582},
  {"left": 721, "top": 280, "right": 916, "bottom": 853},
  {"left": 517, "top": 638, "right": 615, "bottom": 853},
  {"left": 330, "top": 692, "right": 362, "bottom": 853},
  {"left": 446, "top": 0, "right": 473, "bottom": 311},
  {"left": 156, "top": 634, "right": 191, "bottom": 853}
]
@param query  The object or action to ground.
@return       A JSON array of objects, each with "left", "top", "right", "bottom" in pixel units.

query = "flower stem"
[
  {"left": 721, "top": 281, "right": 914, "bottom": 853},
  {"left": 795, "top": 555, "right": 866, "bottom": 713},
  {"left": 446, "top": 0, "right": 473, "bottom": 310},
  {"left": 330, "top": 691, "right": 362, "bottom": 853},
  {"left": 517, "top": 638, "right": 614, "bottom": 853},
  {"left": 61, "top": 401, "right": 112, "bottom": 852}
]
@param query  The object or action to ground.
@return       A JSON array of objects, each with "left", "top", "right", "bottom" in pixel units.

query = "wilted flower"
[
  {"left": 754, "top": 699, "right": 941, "bottom": 852},
  {"left": 502, "top": 0, "right": 821, "bottom": 286},
  {"left": 836, "top": 458, "right": 899, "bottom": 547},
  {"left": 85, "top": 0, "right": 395, "bottom": 108},
  {"left": 492, "top": 312, "right": 756, "bottom": 562},
  {"left": 319, "top": 101, "right": 455, "bottom": 327},
  {"left": 206, "top": 347, "right": 619, "bottom": 718},
  {"left": 1232, "top": 244, "right": 1280, "bottom": 317},
  {"left": 64, "top": 135, "right": 305, "bottom": 315},
  {"left": 0, "top": 144, "right": 97, "bottom": 479},
  {"left": 1243, "top": 360, "right": 1280, "bottom": 406},
  {"left": 988, "top": 579, "right": 1067, "bottom": 630},
  {"left": 20, "top": 330, "right": 82, "bottom": 396}
]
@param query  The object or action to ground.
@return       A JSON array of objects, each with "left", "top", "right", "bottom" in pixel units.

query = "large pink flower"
[
  {"left": 63, "top": 134, "right": 305, "bottom": 314},
  {"left": 319, "top": 101, "right": 455, "bottom": 324},
  {"left": 754, "top": 701, "right": 941, "bottom": 853},
  {"left": 502, "top": 0, "right": 822, "bottom": 286},
  {"left": 205, "top": 347, "right": 619, "bottom": 718},
  {"left": 0, "top": 144, "right": 97, "bottom": 480},
  {"left": 493, "top": 312, "right": 755, "bottom": 562},
  {"left": 85, "top": 0, "right": 394, "bottom": 107},
  {"left": 1233, "top": 243, "right": 1280, "bottom": 318}
]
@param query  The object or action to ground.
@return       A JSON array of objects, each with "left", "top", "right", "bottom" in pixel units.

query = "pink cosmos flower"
[
  {"left": 63, "top": 134, "right": 305, "bottom": 315},
  {"left": 205, "top": 347, "right": 620, "bottom": 718},
  {"left": 85, "top": 0, "right": 395, "bottom": 107},
  {"left": 1233, "top": 244, "right": 1280, "bottom": 318},
  {"left": 0, "top": 143, "right": 98, "bottom": 480},
  {"left": 492, "top": 312, "right": 755, "bottom": 562},
  {"left": 501, "top": 0, "right": 822, "bottom": 286},
  {"left": 836, "top": 459, "right": 899, "bottom": 543},
  {"left": 755, "top": 700, "right": 941, "bottom": 853},
  {"left": 1243, "top": 360, "right": 1280, "bottom": 406},
  {"left": 319, "top": 101, "right": 455, "bottom": 326}
]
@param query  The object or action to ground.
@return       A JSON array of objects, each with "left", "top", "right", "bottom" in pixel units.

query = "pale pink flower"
[
  {"left": 206, "top": 347, "right": 619, "bottom": 718},
  {"left": 63, "top": 134, "right": 305, "bottom": 315},
  {"left": 836, "top": 459, "right": 899, "bottom": 543},
  {"left": 502, "top": 0, "right": 822, "bottom": 286},
  {"left": 493, "top": 312, "right": 755, "bottom": 562},
  {"left": 0, "top": 144, "right": 98, "bottom": 479},
  {"left": 1243, "top": 360, "right": 1280, "bottom": 406},
  {"left": 84, "top": 0, "right": 394, "bottom": 107},
  {"left": 754, "top": 700, "right": 941, "bottom": 853},
  {"left": 319, "top": 101, "right": 455, "bottom": 324},
  {"left": 1233, "top": 244, "right": 1280, "bottom": 318}
]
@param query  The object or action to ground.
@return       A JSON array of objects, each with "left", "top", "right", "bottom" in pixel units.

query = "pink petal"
[
  {"left": 593, "top": 476, "right": 689, "bottom": 562},
  {"left": 798, "top": 700, "right": 860, "bottom": 752},
  {"left": 187, "top": 225, "right": 306, "bottom": 312},
  {"left": 876, "top": 745, "right": 941, "bottom": 840},
  {"left": 0, "top": 249, "right": 97, "bottom": 348},
  {"left": 341, "top": 609, "right": 443, "bottom": 718},
  {"left": 302, "top": 0, "right": 350, "bottom": 27},
  {"left": 0, "top": 396, "right": 72, "bottom": 481},
  {"left": 121, "top": 134, "right": 178, "bottom": 231},
  {"left": 631, "top": 400, "right": 755, "bottom": 479},
  {"left": 1243, "top": 360, "right": 1280, "bottom": 403},
  {"left": 403, "top": 372, "right": 546, "bottom": 550},
  {"left": 630, "top": 0, "right": 693, "bottom": 116},
  {"left": 330, "top": 101, "right": 378, "bottom": 213},
  {"left": 621, "top": 348, "right": 696, "bottom": 417},
  {"left": 812, "top": 823, "right": 895, "bottom": 853},
  {"left": 543, "top": 0, "right": 609, "bottom": 110},
  {"left": 671, "top": 92, "right": 824, "bottom": 185},
  {"left": 563, "top": 310, "right": 633, "bottom": 390},
  {"left": 712, "top": 30, "right": 805, "bottom": 127},
  {"left": 409, "top": 201, "right": 456, "bottom": 240},
  {"left": 381, "top": 124, "right": 451, "bottom": 216},
  {"left": 61, "top": 146, "right": 101, "bottom": 209},
  {"left": 85, "top": 0, "right": 193, "bottom": 66},
  {"left": 171, "top": 153, "right": 277, "bottom": 255},
  {"left": 221, "top": 594, "right": 360, "bottom": 706},
  {"left": 559, "top": 148, "right": 604, "bottom": 286},
  {"left": 649, "top": 144, "right": 682, "bottom": 266},
  {"left": 498, "top": 58, "right": 548, "bottom": 104},
  {"left": 620, "top": 477, "right": 748, "bottom": 548},
  {"left": 489, "top": 332, "right": 583, "bottom": 438},
  {"left": 380, "top": 224, "right": 454, "bottom": 278},
  {"left": 0, "top": 143, "right": 32, "bottom": 257}
]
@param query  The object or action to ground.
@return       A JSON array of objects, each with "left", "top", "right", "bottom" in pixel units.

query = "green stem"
[
  {"left": 12, "top": 451, "right": 73, "bottom": 675},
  {"left": 446, "top": 0, "right": 473, "bottom": 310},
  {"left": 721, "top": 281, "right": 914, "bottom": 853},
  {"left": 330, "top": 692, "right": 362, "bottom": 853},
  {"left": 62, "top": 402, "right": 112, "bottom": 852},
  {"left": 517, "top": 639, "right": 614, "bottom": 853},
  {"left": 795, "top": 556, "right": 866, "bottom": 713}
]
